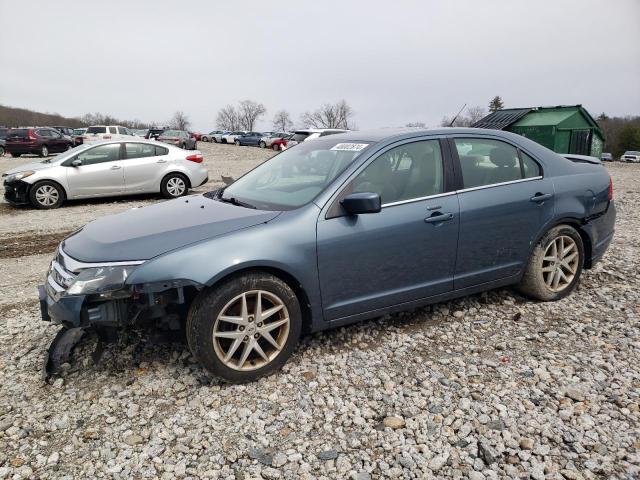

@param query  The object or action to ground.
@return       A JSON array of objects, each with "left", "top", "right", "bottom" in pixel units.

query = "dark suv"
[{"left": 5, "top": 127, "right": 73, "bottom": 157}]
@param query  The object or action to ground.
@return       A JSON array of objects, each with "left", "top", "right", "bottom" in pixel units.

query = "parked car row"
[{"left": 199, "top": 128, "right": 349, "bottom": 150}]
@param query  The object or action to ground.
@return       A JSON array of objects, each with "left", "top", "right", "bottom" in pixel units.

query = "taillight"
[
  {"left": 102, "top": 135, "right": 111, "bottom": 139},
  {"left": 608, "top": 176, "right": 613, "bottom": 201},
  {"left": 185, "top": 154, "right": 203, "bottom": 163},
  {"left": 28, "top": 129, "right": 38, "bottom": 140}
]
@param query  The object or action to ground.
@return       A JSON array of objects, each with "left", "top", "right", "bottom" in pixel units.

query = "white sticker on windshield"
[{"left": 331, "top": 143, "right": 369, "bottom": 152}]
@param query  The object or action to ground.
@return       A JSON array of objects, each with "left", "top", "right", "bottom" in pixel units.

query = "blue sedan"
[
  {"left": 235, "top": 131, "right": 265, "bottom": 147},
  {"left": 40, "top": 128, "right": 615, "bottom": 382}
]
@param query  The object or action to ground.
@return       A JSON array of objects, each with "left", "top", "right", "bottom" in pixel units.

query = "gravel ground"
[{"left": 0, "top": 150, "right": 638, "bottom": 479}]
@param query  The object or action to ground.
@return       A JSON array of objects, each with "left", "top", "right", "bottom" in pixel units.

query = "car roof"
[{"left": 325, "top": 127, "right": 543, "bottom": 143}]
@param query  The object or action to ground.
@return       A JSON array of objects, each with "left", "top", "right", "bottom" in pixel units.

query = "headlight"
[
  {"left": 6, "top": 170, "right": 35, "bottom": 183},
  {"left": 66, "top": 265, "right": 137, "bottom": 296}
]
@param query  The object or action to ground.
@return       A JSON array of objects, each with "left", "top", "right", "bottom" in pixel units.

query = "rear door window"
[
  {"left": 87, "top": 127, "right": 107, "bottom": 134},
  {"left": 453, "top": 138, "right": 540, "bottom": 189},
  {"left": 109, "top": 127, "right": 117, "bottom": 134},
  {"left": 155, "top": 145, "right": 169, "bottom": 156},
  {"left": 124, "top": 142, "right": 157, "bottom": 159}
]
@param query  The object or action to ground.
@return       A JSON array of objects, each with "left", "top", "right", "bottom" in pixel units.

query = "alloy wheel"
[
  {"left": 35, "top": 185, "right": 59, "bottom": 206},
  {"left": 166, "top": 177, "right": 186, "bottom": 197},
  {"left": 541, "top": 235, "right": 579, "bottom": 292},
  {"left": 212, "top": 290, "right": 290, "bottom": 371},
  {"left": 41, "top": 145, "right": 49, "bottom": 157}
]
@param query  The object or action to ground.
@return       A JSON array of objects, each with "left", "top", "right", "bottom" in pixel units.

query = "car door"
[
  {"left": 65, "top": 143, "right": 125, "bottom": 197},
  {"left": 47, "top": 129, "right": 67, "bottom": 152},
  {"left": 317, "top": 138, "right": 459, "bottom": 321},
  {"left": 122, "top": 142, "right": 170, "bottom": 192},
  {"left": 450, "top": 136, "right": 554, "bottom": 289}
]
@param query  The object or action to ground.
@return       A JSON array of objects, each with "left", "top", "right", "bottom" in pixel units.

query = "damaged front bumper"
[
  {"left": 39, "top": 246, "right": 202, "bottom": 379},
  {"left": 3, "top": 179, "right": 31, "bottom": 205}
]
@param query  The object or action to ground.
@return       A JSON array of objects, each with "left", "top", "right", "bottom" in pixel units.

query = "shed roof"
[{"left": 472, "top": 108, "right": 531, "bottom": 130}]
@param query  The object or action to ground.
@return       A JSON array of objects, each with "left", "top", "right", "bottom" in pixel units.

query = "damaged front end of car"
[{"left": 39, "top": 246, "right": 202, "bottom": 381}]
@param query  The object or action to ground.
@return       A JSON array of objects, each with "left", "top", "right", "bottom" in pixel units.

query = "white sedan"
[{"left": 2, "top": 140, "right": 208, "bottom": 209}]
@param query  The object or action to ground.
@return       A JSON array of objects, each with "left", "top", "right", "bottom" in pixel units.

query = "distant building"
[{"left": 473, "top": 105, "right": 604, "bottom": 157}]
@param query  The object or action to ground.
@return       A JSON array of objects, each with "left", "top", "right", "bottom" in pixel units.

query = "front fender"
[{"left": 125, "top": 205, "right": 324, "bottom": 328}]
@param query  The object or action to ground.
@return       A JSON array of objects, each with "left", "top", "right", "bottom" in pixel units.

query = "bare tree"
[
  {"left": 169, "top": 111, "right": 191, "bottom": 131},
  {"left": 217, "top": 106, "right": 238, "bottom": 131},
  {"left": 440, "top": 105, "right": 486, "bottom": 127},
  {"left": 237, "top": 100, "right": 266, "bottom": 131},
  {"left": 302, "top": 100, "right": 354, "bottom": 129},
  {"left": 216, "top": 105, "right": 241, "bottom": 131},
  {"left": 466, "top": 106, "right": 486, "bottom": 126},
  {"left": 272, "top": 110, "right": 293, "bottom": 132}
]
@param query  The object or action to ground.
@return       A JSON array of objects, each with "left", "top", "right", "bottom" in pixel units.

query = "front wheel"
[
  {"left": 259, "top": 141, "right": 266, "bottom": 148},
  {"left": 272, "top": 144, "right": 279, "bottom": 151},
  {"left": 517, "top": 225, "right": 584, "bottom": 301},
  {"left": 160, "top": 173, "right": 188, "bottom": 198},
  {"left": 30, "top": 181, "right": 64, "bottom": 209},
  {"left": 40, "top": 145, "right": 49, "bottom": 157},
  {"left": 0, "top": 146, "right": 4, "bottom": 156},
  {"left": 186, "top": 272, "right": 302, "bottom": 383},
  {"left": 235, "top": 140, "right": 241, "bottom": 146}
]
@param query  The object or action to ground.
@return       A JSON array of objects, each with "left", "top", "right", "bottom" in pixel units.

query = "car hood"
[
  {"left": 63, "top": 195, "right": 281, "bottom": 263},
  {"left": 3, "top": 161, "right": 59, "bottom": 175}
]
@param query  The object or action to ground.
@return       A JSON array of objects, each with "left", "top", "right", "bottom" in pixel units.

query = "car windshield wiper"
[{"left": 218, "top": 195, "right": 256, "bottom": 209}]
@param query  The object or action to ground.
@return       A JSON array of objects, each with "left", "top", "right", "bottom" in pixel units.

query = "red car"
[
  {"left": 270, "top": 135, "right": 293, "bottom": 151},
  {"left": 5, "top": 127, "right": 73, "bottom": 157},
  {"left": 190, "top": 132, "right": 203, "bottom": 141}
]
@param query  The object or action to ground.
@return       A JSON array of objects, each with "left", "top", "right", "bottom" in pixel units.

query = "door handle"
[
  {"left": 530, "top": 193, "right": 553, "bottom": 202},
  {"left": 424, "top": 212, "right": 454, "bottom": 224},
  {"left": 110, "top": 165, "right": 122, "bottom": 170},
  {"left": 157, "top": 159, "right": 167, "bottom": 163}
]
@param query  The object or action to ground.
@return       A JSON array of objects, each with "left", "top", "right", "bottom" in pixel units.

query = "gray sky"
[{"left": 1, "top": 0, "right": 639, "bottom": 131}]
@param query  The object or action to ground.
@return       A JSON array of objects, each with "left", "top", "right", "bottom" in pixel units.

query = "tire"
[
  {"left": 517, "top": 224, "right": 584, "bottom": 301},
  {"left": 272, "top": 144, "right": 279, "bottom": 151},
  {"left": 12, "top": 153, "right": 21, "bottom": 157},
  {"left": 186, "top": 272, "right": 302, "bottom": 383},
  {"left": 259, "top": 141, "right": 266, "bottom": 148},
  {"left": 213, "top": 137, "right": 218, "bottom": 143},
  {"left": 0, "top": 146, "right": 4, "bottom": 157},
  {"left": 29, "top": 180, "right": 64, "bottom": 209},
  {"left": 40, "top": 145, "right": 49, "bottom": 157},
  {"left": 180, "top": 143, "right": 187, "bottom": 150},
  {"left": 160, "top": 173, "right": 189, "bottom": 198},
  {"left": 221, "top": 139, "right": 227, "bottom": 144},
  {"left": 235, "top": 140, "right": 241, "bottom": 146}
]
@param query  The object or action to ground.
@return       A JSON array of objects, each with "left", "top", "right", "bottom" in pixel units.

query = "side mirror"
[
  {"left": 341, "top": 192, "right": 381, "bottom": 215},
  {"left": 71, "top": 159, "right": 82, "bottom": 167}
]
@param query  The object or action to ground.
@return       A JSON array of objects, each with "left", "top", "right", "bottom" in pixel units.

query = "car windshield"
[
  {"left": 624, "top": 151, "right": 640, "bottom": 155},
  {"left": 40, "top": 143, "right": 91, "bottom": 163},
  {"left": 218, "top": 139, "right": 372, "bottom": 211}
]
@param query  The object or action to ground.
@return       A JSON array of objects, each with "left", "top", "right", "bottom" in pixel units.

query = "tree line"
[
  {"left": 215, "top": 100, "right": 355, "bottom": 132},
  {"left": 597, "top": 114, "right": 640, "bottom": 157},
  {"left": 0, "top": 104, "right": 191, "bottom": 131}
]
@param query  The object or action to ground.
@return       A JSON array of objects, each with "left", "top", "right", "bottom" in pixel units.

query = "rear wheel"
[
  {"left": 221, "top": 139, "right": 227, "bottom": 144},
  {"left": 0, "top": 146, "right": 4, "bottom": 156},
  {"left": 213, "top": 137, "right": 218, "bottom": 143},
  {"left": 186, "top": 272, "right": 302, "bottom": 383},
  {"left": 30, "top": 180, "right": 64, "bottom": 209},
  {"left": 161, "top": 173, "right": 188, "bottom": 198},
  {"left": 235, "top": 140, "right": 241, "bottom": 146},
  {"left": 272, "top": 144, "right": 279, "bottom": 151},
  {"left": 517, "top": 225, "right": 584, "bottom": 301},
  {"left": 40, "top": 145, "right": 49, "bottom": 157},
  {"left": 259, "top": 141, "right": 266, "bottom": 148},
  {"left": 12, "top": 153, "right": 21, "bottom": 157}
]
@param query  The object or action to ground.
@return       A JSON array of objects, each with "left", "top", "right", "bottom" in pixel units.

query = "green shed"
[{"left": 473, "top": 105, "right": 605, "bottom": 157}]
